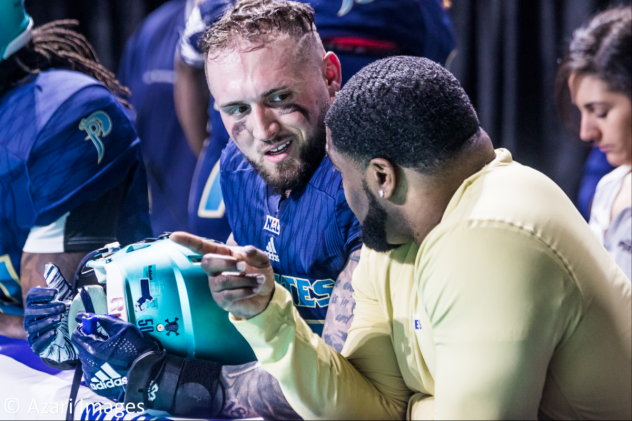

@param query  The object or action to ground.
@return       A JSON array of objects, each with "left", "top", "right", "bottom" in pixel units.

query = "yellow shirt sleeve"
[
  {"left": 417, "top": 221, "right": 582, "bottom": 420},
  {"left": 231, "top": 245, "right": 411, "bottom": 420}
]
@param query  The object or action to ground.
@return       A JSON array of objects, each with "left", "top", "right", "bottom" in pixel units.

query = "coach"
[{"left": 203, "top": 56, "right": 632, "bottom": 419}]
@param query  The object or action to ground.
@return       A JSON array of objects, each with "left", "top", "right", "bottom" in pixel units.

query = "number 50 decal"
[{"left": 138, "top": 317, "right": 155, "bottom": 333}]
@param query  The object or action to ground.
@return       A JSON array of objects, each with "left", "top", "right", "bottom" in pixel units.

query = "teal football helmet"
[
  {"left": 69, "top": 234, "right": 256, "bottom": 365},
  {"left": 0, "top": 0, "right": 33, "bottom": 62}
]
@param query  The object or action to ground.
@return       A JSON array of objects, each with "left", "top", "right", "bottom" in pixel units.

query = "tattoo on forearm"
[
  {"left": 0, "top": 252, "right": 86, "bottom": 339},
  {"left": 217, "top": 251, "right": 362, "bottom": 418},
  {"left": 322, "top": 249, "right": 361, "bottom": 353},
  {"left": 20, "top": 252, "right": 86, "bottom": 303},
  {"left": 220, "top": 362, "right": 301, "bottom": 420},
  {"left": 335, "top": 314, "right": 353, "bottom": 324}
]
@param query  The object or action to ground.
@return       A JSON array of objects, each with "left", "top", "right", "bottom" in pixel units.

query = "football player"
[
  {"left": 47, "top": 1, "right": 363, "bottom": 418},
  {"left": 0, "top": 2, "right": 151, "bottom": 345},
  {"left": 175, "top": 0, "right": 455, "bottom": 242}
]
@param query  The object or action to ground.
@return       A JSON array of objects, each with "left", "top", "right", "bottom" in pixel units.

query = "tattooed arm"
[
  {"left": 215, "top": 249, "right": 361, "bottom": 419},
  {"left": 322, "top": 249, "right": 361, "bottom": 352},
  {"left": 219, "top": 362, "right": 300, "bottom": 420},
  {"left": 168, "top": 233, "right": 362, "bottom": 419},
  {"left": 0, "top": 251, "right": 86, "bottom": 339}
]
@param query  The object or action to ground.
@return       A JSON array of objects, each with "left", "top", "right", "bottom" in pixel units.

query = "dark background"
[{"left": 25, "top": 0, "right": 631, "bottom": 200}]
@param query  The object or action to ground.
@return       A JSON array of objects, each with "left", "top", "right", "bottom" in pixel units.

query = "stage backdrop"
[
  {"left": 449, "top": 0, "right": 630, "bottom": 199},
  {"left": 25, "top": 0, "right": 631, "bottom": 199}
]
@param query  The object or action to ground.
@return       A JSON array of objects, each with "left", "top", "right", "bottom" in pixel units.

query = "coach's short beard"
[
  {"left": 360, "top": 180, "right": 399, "bottom": 253},
  {"left": 247, "top": 104, "right": 327, "bottom": 194}
]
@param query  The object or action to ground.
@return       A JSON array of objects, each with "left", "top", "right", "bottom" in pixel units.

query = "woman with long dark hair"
[{"left": 557, "top": 6, "right": 631, "bottom": 280}]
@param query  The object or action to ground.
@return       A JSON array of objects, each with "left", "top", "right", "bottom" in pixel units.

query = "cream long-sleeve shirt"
[{"left": 231, "top": 149, "right": 632, "bottom": 420}]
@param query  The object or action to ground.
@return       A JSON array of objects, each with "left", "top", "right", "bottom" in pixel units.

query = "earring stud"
[{"left": 378, "top": 190, "right": 384, "bottom": 198}]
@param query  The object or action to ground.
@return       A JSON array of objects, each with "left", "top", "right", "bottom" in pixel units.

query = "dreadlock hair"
[
  {"left": 325, "top": 56, "right": 480, "bottom": 174},
  {"left": 0, "top": 20, "right": 129, "bottom": 105},
  {"left": 555, "top": 6, "right": 631, "bottom": 130},
  {"left": 199, "top": 0, "right": 316, "bottom": 60}
]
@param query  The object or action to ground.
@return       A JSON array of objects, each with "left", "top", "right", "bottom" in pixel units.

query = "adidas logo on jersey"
[
  {"left": 90, "top": 363, "right": 127, "bottom": 390},
  {"left": 265, "top": 237, "right": 280, "bottom": 262}
]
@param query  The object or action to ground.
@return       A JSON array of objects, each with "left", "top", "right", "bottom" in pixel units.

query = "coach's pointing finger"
[
  {"left": 171, "top": 231, "right": 233, "bottom": 256},
  {"left": 206, "top": 245, "right": 276, "bottom": 319},
  {"left": 201, "top": 253, "right": 246, "bottom": 276}
]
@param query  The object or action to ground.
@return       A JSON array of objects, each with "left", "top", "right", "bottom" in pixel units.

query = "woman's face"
[{"left": 569, "top": 73, "right": 632, "bottom": 167}]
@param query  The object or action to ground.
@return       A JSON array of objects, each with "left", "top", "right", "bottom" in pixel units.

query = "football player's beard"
[
  {"left": 247, "top": 105, "right": 327, "bottom": 195},
  {"left": 360, "top": 180, "right": 399, "bottom": 253}
]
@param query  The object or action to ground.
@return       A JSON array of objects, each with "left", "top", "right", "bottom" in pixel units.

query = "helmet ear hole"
[
  {"left": 187, "top": 255, "right": 203, "bottom": 263},
  {"left": 0, "top": 0, "right": 33, "bottom": 61}
]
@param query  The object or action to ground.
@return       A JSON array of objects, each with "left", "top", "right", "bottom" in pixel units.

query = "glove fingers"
[
  {"left": 24, "top": 302, "right": 66, "bottom": 318},
  {"left": 71, "top": 324, "right": 98, "bottom": 352},
  {"left": 74, "top": 310, "right": 90, "bottom": 324},
  {"left": 71, "top": 327, "right": 111, "bottom": 364},
  {"left": 91, "top": 314, "right": 128, "bottom": 337},
  {"left": 44, "top": 263, "right": 73, "bottom": 301},
  {"left": 29, "top": 329, "right": 57, "bottom": 354},
  {"left": 25, "top": 312, "right": 62, "bottom": 333},
  {"left": 25, "top": 288, "right": 58, "bottom": 306}
]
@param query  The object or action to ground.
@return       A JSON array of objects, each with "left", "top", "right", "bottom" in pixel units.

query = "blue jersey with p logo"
[
  {"left": 0, "top": 70, "right": 151, "bottom": 313},
  {"left": 220, "top": 141, "right": 362, "bottom": 335}
]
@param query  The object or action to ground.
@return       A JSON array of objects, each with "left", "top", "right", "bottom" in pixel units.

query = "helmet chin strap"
[{"left": 2, "top": 16, "right": 33, "bottom": 60}]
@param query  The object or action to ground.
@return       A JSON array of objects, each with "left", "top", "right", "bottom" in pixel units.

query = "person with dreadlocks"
[{"left": 0, "top": 0, "right": 152, "bottom": 362}]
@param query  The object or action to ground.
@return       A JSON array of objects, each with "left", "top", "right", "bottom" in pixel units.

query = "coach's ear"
[
  {"left": 323, "top": 52, "right": 342, "bottom": 98},
  {"left": 366, "top": 158, "right": 398, "bottom": 201}
]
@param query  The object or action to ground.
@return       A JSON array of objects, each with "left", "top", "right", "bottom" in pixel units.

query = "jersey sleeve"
[
  {"left": 28, "top": 84, "right": 143, "bottom": 227},
  {"left": 22, "top": 181, "right": 122, "bottom": 253},
  {"left": 178, "top": 0, "right": 233, "bottom": 68},
  {"left": 335, "top": 184, "right": 362, "bottom": 254},
  {"left": 414, "top": 0, "right": 456, "bottom": 64},
  {"left": 178, "top": 5, "right": 206, "bottom": 68},
  {"left": 230, "top": 245, "right": 410, "bottom": 419},
  {"left": 418, "top": 221, "right": 583, "bottom": 419}
]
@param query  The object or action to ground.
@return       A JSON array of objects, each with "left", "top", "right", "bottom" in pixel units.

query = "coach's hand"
[{"left": 171, "top": 232, "right": 276, "bottom": 319}]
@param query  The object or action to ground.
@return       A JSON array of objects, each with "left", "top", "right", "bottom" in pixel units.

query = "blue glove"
[
  {"left": 24, "top": 264, "right": 78, "bottom": 369},
  {"left": 71, "top": 313, "right": 160, "bottom": 402}
]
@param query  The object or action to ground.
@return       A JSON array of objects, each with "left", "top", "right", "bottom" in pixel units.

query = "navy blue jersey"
[
  {"left": 184, "top": 0, "right": 455, "bottom": 238},
  {"left": 315, "top": 0, "right": 455, "bottom": 61},
  {"left": 0, "top": 70, "right": 151, "bottom": 313},
  {"left": 188, "top": 100, "right": 232, "bottom": 242},
  {"left": 118, "top": 0, "right": 201, "bottom": 236},
  {"left": 220, "top": 142, "right": 362, "bottom": 335}
]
